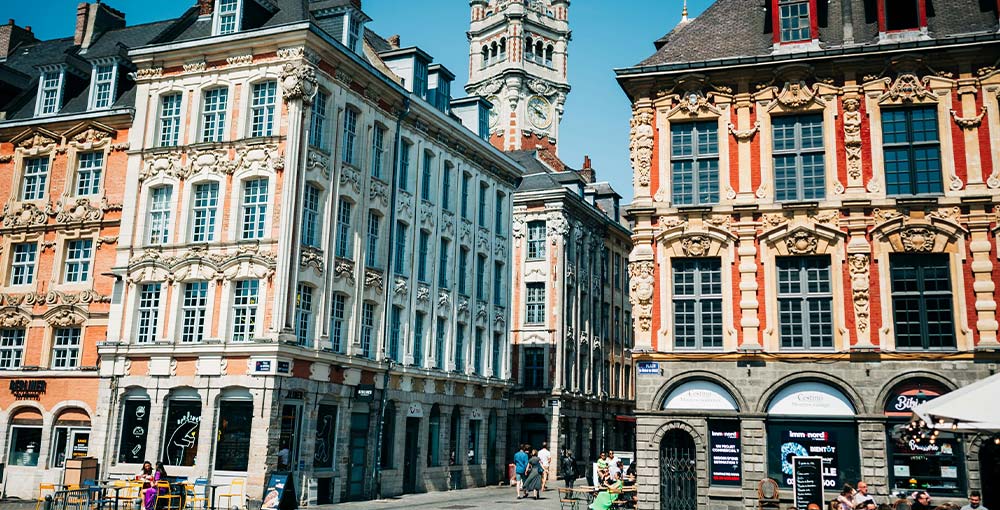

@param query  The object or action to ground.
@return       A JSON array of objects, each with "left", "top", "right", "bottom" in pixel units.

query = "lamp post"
[{"left": 371, "top": 359, "right": 395, "bottom": 500}]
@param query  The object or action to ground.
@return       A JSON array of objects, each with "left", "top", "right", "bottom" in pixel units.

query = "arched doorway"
[
  {"left": 660, "top": 429, "right": 697, "bottom": 510},
  {"left": 980, "top": 440, "right": 1000, "bottom": 509}
]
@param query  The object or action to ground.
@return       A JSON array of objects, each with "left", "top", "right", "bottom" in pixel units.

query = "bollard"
[{"left": 43, "top": 494, "right": 53, "bottom": 510}]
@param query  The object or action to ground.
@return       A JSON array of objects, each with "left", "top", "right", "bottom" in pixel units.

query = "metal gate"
[{"left": 660, "top": 429, "right": 697, "bottom": 510}]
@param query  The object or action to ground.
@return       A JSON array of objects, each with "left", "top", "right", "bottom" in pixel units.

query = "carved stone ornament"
[
  {"left": 528, "top": 79, "right": 558, "bottom": 96},
  {"left": 420, "top": 207, "right": 435, "bottom": 229},
  {"left": 476, "top": 302, "right": 488, "bottom": 322},
  {"left": 182, "top": 62, "right": 206, "bottom": 73},
  {"left": 951, "top": 107, "right": 987, "bottom": 129},
  {"left": 547, "top": 216, "right": 569, "bottom": 245},
  {"left": 71, "top": 127, "right": 110, "bottom": 146},
  {"left": 306, "top": 149, "right": 330, "bottom": 178},
  {"left": 416, "top": 284, "right": 430, "bottom": 303},
  {"left": 334, "top": 259, "right": 356, "bottom": 283},
  {"left": 629, "top": 106, "right": 655, "bottom": 188},
  {"left": 728, "top": 121, "right": 760, "bottom": 142},
  {"left": 843, "top": 98, "right": 863, "bottom": 181},
  {"left": 364, "top": 269, "right": 384, "bottom": 291},
  {"left": 280, "top": 62, "right": 318, "bottom": 103},
  {"left": 369, "top": 180, "right": 389, "bottom": 206},
  {"left": 883, "top": 73, "right": 935, "bottom": 103},
  {"left": 785, "top": 231, "right": 818, "bottom": 254},
  {"left": 140, "top": 152, "right": 184, "bottom": 182},
  {"left": 234, "top": 144, "right": 282, "bottom": 174},
  {"left": 0, "top": 155, "right": 12, "bottom": 163},
  {"left": 776, "top": 81, "right": 817, "bottom": 109},
  {"left": 437, "top": 290, "right": 451, "bottom": 310},
  {"left": 900, "top": 227, "right": 935, "bottom": 252},
  {"left": 680, "top": 235, "right": 710, "bottom": 256},
  {"left": 397, "top": 193, "right": 413, "bottom": 218},
  {"left": 19, "top": 133, "right": 56, "bottom": 150},
  {"left": 511, "top": 216, "right": 526, "bottom": 238},
  {"left": 0, "top": 310, "right": 30, "bottom": 328},
  {"left": 474, "top": 79, "right": 503, "bottom": 97},
  {"left": 300, "top": 247, "right": 324, "bottom": 274},
  {"left": 848, "top": 253, "right": 871, "bottom": 333},
  {"left": 628, "top": 261, "right": 655, "bottom": 332},
  {"left": 1, "top": 202, "right": 49, "bottom": 229},
  {"left": 226, "top": 54, "right": 253, "bottom": 66},
  {"left": 133, "top": 67, "right": 162, "bottom": 80},
  {"left": 56, "top": 198, "right": 104, "bottom": 223},
  {"left": 47, "top": 308, "right": 84, "bottom": 327},
  {"left": 340, "top": 167, "right": 361, "bottom": 194},
  {"left": 277, "top": 46, "right": 305, "bottom": 60},
  {"left": 189, "top": 148, "right": 233, "bottom": 177},
  {"left": 393, "top": 277, "right": 408, "bottom": 295},
  {"left": 494, "top": 240, "right": 507, "bottom": 259}
]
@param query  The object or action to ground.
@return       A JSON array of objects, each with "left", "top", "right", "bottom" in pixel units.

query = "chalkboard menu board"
[
  {"left": 792, "top": 456, "right": 825, "bottom": 510},
  {"left": 709, "top": 420, "right": 742, "bottom": 486},
  {"left": 118, "top": 398, "right": 150, "bottom": 463},
  {"left": 261, "top": 473, "right": 297, "bottom": 510}
]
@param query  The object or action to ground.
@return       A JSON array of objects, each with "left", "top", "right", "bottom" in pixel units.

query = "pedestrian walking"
[
  {"left": 514, "top": 444, "right": 529, "bottom": 495},
  {"left": 561, "top": 450, "right": 578, "bottom": 489},
  {"left": 539, "top": 442, "right": 551, "bottom": 492},
  {"left": 522, "top": 449, "right": 543, "bottom": 499}
]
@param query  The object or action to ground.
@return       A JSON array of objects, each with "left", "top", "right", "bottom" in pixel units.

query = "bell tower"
[{"left": 466, "top": 0, "right": 571, "bottom": 153}]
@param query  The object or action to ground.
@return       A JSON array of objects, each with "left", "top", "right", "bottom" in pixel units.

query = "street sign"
[
  {"left": 792, "top": 456, "right": 824, "bottom": 510},
  {"left": 637, "top": 361, "right": 659, "bottom": 375},
  {"left": 548, "top": 399, "right": 559, "bottom": 407}
]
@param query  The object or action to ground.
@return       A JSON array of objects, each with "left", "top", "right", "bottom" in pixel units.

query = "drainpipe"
[{"left": 371, "top": 97, "right": 411, "bottom": 500}]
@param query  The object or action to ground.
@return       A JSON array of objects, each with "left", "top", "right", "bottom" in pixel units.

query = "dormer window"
[
  {"left": 89, "top": 61, "right": 118, "bottom": 110},
  {"left": 413, "top": 59, "right": 428, "bottom": 100},
  {"left": 881, "top": 0, "right": 924, "bottom": 32},
  {"left": 36, "top": 69, "right": 64, "bottom": 116},
  {"left": 778, "top": 0, "right": 812, "bottom": 42},
  {"left": 215, "top": 0, "right": 241, "bottom": 35},
  {"left": 347, "top": 14, "right": 361, "bottom": 53}
]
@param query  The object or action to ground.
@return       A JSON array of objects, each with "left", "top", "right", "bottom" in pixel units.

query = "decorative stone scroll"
[
  {"left": 629, "top": 106, "right": 654, "bottom": 188},
  {"left": 280, "top": 62, "right": 318, "bottom": 104},
  {"left": 848, "top": 254, "right": 871, "bottom": 333},
  {"left": 842, "top": 98, "right": 863, "bottom": 182},
  {"left": 628, "top": 261, "right": 655, "bottom": 332}
]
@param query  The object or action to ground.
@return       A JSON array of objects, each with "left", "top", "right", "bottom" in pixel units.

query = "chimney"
[
  {"left": 197, "top": 0, "right": 213, "bottom": 16},
  {"left": 387, "top": 34, "right": 400, "bottom": 49},
  {"left": 75, "top": 2, "right": 126, "bottom": 49},
  {"left": 0, "top": 18, "right": 37, "bottom": 58},
  {"left": 578, "top": 154, "right": 595, "bottom": 183}
]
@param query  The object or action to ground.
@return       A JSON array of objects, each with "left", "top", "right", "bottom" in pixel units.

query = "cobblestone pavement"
[{"left": 313, "top": 485, "right": 569, "bottom": 510}]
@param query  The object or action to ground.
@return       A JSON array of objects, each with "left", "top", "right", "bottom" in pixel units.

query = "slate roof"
[{"left": 634, "top": 0, "right": 1000, "bottom": 68}]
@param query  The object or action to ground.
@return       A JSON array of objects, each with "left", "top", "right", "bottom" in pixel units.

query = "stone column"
[
  {"left": 735, "top": 215, "right": 762, "bottom": 349},
  {"left": 740, "top": 416, "right": 767, "bottom": 510},
  {"left": 956, "top": 76, "right": 986, "bottom": 189},
  {"left": 858, "top": 419, "right": 889, "bottom": 498},
  {"left": 845, "top": 210, "right": 874, "bottom": 348},
  {"left": 968, "top": 206, "right": 1000, "bottom": 348},
  {"left": 732, "top": 93, "right": 756, "bottom": 202}
]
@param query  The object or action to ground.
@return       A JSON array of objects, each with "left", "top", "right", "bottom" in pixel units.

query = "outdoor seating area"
[
  {"left": 558, "top": 486, "right": 638, "bottom": 509},
  {"left": 31, "top": 477, "right": 246, "bottom": 510}
]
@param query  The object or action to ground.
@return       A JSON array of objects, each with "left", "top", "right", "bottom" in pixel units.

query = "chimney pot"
[
  {"left": 8, "top": 19, "right": 14, "bottom": 25},
  {"left": 583, "top": 155, "right": 591, "bottom": 169},
  {"left": 197, "top": 0, "right": 213, "bottom": 16},
  {"left": 26, "top": 26, "right": 31, "bottom": 32}
]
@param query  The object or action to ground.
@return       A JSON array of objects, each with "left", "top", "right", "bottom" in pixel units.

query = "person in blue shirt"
[{"left": 514, "top": 444, "right": 530, "bottom": 498}]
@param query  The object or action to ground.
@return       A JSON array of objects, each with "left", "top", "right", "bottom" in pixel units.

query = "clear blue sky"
[{"left": 6, "top": 0, "right": 713, "bottom": 203}]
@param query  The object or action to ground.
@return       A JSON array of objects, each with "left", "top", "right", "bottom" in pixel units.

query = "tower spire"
[{"left": 681, "top": 0, "right": 689, "bottom": 22}]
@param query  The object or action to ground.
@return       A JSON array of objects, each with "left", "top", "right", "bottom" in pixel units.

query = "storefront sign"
[
  {"left": 709, "top": 421, "right": 742, "bottom": 485},
  {"left": 781, "top": 430, "right": 841, "bottom": 488},
  {"left": 355, "top": 385, "right": 375, "bottom": 402},
  {"left": 637, "top": 361, "right": 660, "bottom": 375},
  {"left": 118, "top": 399, "right": 150, "bottom": 463},
  {"left": 792, "top": 456, "right": 825, "bottom": 510},
  {"left": 664, "top": 380, "right": 739, "bottom": 411},
  {"left": 768, "top": 382, "right": 855, "bottom": 416},
  {"left": 884, "top": 386, "right": 942, "bottom": 417},
  {"left": 9, "top": 380, "right": 46, "bottom": 399}
]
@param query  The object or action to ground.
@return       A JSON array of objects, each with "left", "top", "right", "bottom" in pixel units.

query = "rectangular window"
[
  {"left": 438, "top": 239, "right": 450, "bottom": 288},
  {"left": 474, "top": 327, "right": 484, "bottom": 375},
  {"left": 413, "top": 59, "right": 428, "bottom": 100},
  {"left": 779, "top": 0, "right": 812, "bottom": 42},
  {"left": 527, "top": 221, "right": 547, "bottom": 259},
  {"left": 366, "top": 212, "right": 380, "bottom": 267},
  {"left": 441, "top": 164, "right": 452, "bottom": 210},
  {"left": 526, "top": 283, "right": 546, "bottom": 324},
  {"left": 434, "top": 317, "right": 446, "bottom": 370},
  {"left": 231, "top": 280, "right": 259, "bottom": 342},
  {"left": 0, "top": 329, "right": 26, "bottom": 369},
  {"left": 891, "top": 254, "right": 955, "bottom": 350},
  {"left": 882, "top": 106, "right": 942, "bottom": 196},
  {"left": 371, "top": 125, "right": 386, "bottom": 179},
  {"left": 671, "top": 121, "right": 719, "bottom": 206},
  {"left": 421, "top": 152, "right": 434, "bottom": 201},
  {"left": 418, "top": 231, "right": 431, "bottom": 282},
  {"left": 136, "top": 283, "right": 161, "bottom": 344},
  {"left": 295, "top": 284, "right": 313, "bottom": 346},
  {"left": 64, "top": 240, "right": 93, "bottom": 283},
  {"left": 492, "top": 332, "right": 502, "bottom": 377},
  {"left": 52, "top": 327, "right": 81, "bottom": 369},
  {"left": 458, "top": 248, "right": 470, "bottom": 295},
  {"left": 342, "top": 108, "right": 358, "bottom": 165},
  {"left": 180, "top": 281, "right": 208, "bottom": 343},
  {"left": 147, "top": 186, "right": 172, "bottom": 245},
  {"left": 21, "top": 157, "right": 48, "bottom": 201},
  {"left": 10, "top": 243, "right": 37, "bottom": 286},
  {"left": 394, "top": 222, "right": 408, "bottom": 275},
  {"left": 614, "top": 253, "right": 622, "bottom": 290},
  {"left": 162, "top": 400, "right": 201, "bottom": 466},
  {"left": 478, "top": 183, "right": 488, "bottom": 227},
  {"left": 201, "top": 88, "right": 228, "bottom": 143},
  {"left": 241, "top": 178, "right": 268, "bottom": 240},
  {"left": 468, "top": 420, "right": 481, "bottom": 464},
  {"left": 190, "top": 182, "right": 219, "bottom": 243},
  {"left": 38, "top": 71, "right": 62, "bottom": 115},
  {"left": 461, "top": 173, "right": 471, "bottom": 219},
  {"left": 75, "top": 152, "right": 103, "bottom": 196},
  {"left": 217, "top": 0, "right": 239, "bottom": 34},
  {"left": 361, "top": 302, "right": 375, "bottom": 358},
  {"left": 773, "top": 114, "right": 825, "bottom": 201},
  {"left": 398, "top": 140, "right": 411, "bottom": 191},
  {"left": 214, "top": 400, "right": 253, "bottom": 471},
  {"left": 495, "top": 192, "right": 505, "bottom": 234},
  {"left": 523, "top": 346, "right": 544, "bottom": 389},
  {"left": 476, "top": 255, "right": 487, "bottom": 301},
  {"left": 673, "top": 258, "right": 724, "bottom": 350},
  {"left": 250, "top": 81, "right": 277, "bottom": 137},
  {"left": 347, "top": 14, "right": 361, "bottom": 51},
  {"left": 91, "top": 63, "right": 115, "bottom": 109},
  {"left": 455, "top": 325, "right": 465, "bottom": 372},
  {"left": 309, "top": 91, "right": 328, "bottom": 148},
  {"left": 493, "top": 262, "right": 504, "bottom": 305},
  {"left": 413, "top": 312, "right": 425, "bottom": 367},
  {"left": 777, "top": 256, "right": 833, "bottom": 350},
  {"left": 389, "top": 306, "right": 402, "bottom": 362},
  {"left": 158, "top": 93, "right": 183, "bottom": 147},
  {"left": 9, "top": 427, "right": 42, "bottom": 466},
  {"left": 302, "top": 184, "right": 321, "bottom": 248},
  {"left": 330, "top": 294, "right": 346, "bottom": 353},
  {"left": 335, "top": 200, "right": 353, "bottom": 258}
]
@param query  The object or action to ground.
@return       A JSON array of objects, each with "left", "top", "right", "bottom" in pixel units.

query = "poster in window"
[
  {"left": 72, "top": 432, "right": 90, "bottom": 458},
  {"left": 162, "top": 400, "right": 202, "bottom": 466},
  {"left": 313, "top": 404, "right": 338, "bottom": 469},
  {"left": 767, "top": 423, "right": 859, "bottom": 490},
  {"left": 214, "top": 401, "right": 253, "bottom": 471},
  {"left": 709, "top": 420, "right": 742, "bottom": 485},
  {"left": 118, "top": 399, "right": 151, "bottom": 463}
]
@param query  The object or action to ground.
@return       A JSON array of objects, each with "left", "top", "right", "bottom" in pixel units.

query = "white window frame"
[
  {"left": 309, "top": 91, "right": 328, "bottom": 149},
  {"left": 158, "top": 93, "right": 183, "bottom": 147},
  {"left": 147, "top": 186, "right": 173, "bottom": 245},
  {"left": 21, "top": 157, "right": 49, "bottom": 201},
  {"left": 231, "top": 279, "right": 260, "bottom": 342},
  {"left": 366, "top": 211, "right": 380, "bottom": 268},
  {"left": 180, "top": 281, "right": 209, "bottom": 343},
  {"left": 200, "top": 87, "right": 229, "bottom": 143},
  {"left": 240, "top": 178, "right": 268, "bottom": 240},
  {"left": 88, "top": 61, "right": 118, "bottom": 110},
  {"left": 63, "top": 239, "right": 93, "bottom": 283},
  {"left": 330, "top": 293, "right": 347, "bottom": 353},
  {"left": 342, "top": 108, "right": 359, "bottom": 165},
  {"left": 371, "top": 124, "right": 386, "bottom": 179},
  {"left": 9, "top": 242, "right": 38, "bottom": 286},
  {"left": 136, "top": 282, "right": 161, "bottom": 344},
  {"left": 75, "top": 151, "right": 104, "bottom": 197},
  {"left": 190, "top": 181, "right": 219, "bottom": 243},
  {"left": 360, "top": 302, "right": 375, "bottom": 358},
  {"left": 35, "top": 68, "right": 64, "bottom": 116},
  {"left": 0, "top": 329, "right": 26, "bottom": 369},
  {"left": 51, "top": 327, "right": 81, "bottom": 369},
  {"left": 295, "top": 283, "right": 314, "bottom": 346},
  {"left": 249, "top": 80, "right": 277, "bottom": 137},
  {"left": 302, "top": 184, "right": 321, "bottom": 248},
  {"left": 213, "top": 0, "right": 242, "bottom": 35},
  {"left": 335, "top": 200, "right": 353, "bottom": 258},
  {"left": 525, "top": 283, "right": 546, "bottom": 324}
]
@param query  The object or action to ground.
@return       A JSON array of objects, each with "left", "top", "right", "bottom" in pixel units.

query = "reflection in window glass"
[
  {"left": 8, "top": 427, "right": 42, "bottom": 466},
  {"left": 215, "top": 400, "right": 253, "bottom": 471}
]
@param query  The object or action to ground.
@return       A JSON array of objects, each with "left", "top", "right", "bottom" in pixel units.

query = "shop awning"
[
  {"left": 614, "top": 415, "right": 636, "bottom": 423},
  {"left": 912, "top": 372, "right": 1000, "bottom": 432}
]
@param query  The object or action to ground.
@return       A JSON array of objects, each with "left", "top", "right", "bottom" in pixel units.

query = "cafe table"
[
  {"left": 95, "top": 481, "right": 126, "bottom": 510},
  {"left": 206, "top": 482, "right": 225, "bottom": 510}
]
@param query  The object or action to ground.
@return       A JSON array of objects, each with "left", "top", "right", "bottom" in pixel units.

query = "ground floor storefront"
[{"left": 633, "top": 358, "right": 998, "bottom": 510}]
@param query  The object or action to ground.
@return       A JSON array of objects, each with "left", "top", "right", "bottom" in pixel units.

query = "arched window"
[
  {"left": 8, "top": 407, "right": 44, "bottom": 467},
  {"left": 161, "top": 388, "right": 202, "bottom": 467},
  {"left": 544, "top": 45, "right": 554, "bottom": 67},
  {"left": 525, "top": 37, "right": 534, "bottom": 60},
  {"left": 147, "top": 185, "right": 173, "bottom": 245},
  {"left": 535, "top": 41, "right": 544, "bottom": 62},
  {"left": 449, "top": 406, "right": 463, "bottom": 465},
  {"left": 52, "top": 407, "right": 91, "bottom": 468},
  {"left": 427, "top": 404, "right": 441, "bottom": 466},
  {"left": 490, "top": 42, "right": 498, "bottom": 63},
  {"left": 118, "top": 389, "right": 151, "bottom": 464},
  {"left": 499, "top": 38, "right": 507, "bottom": 61},
  {"left": 481, "top": 46, "right": 489, "bottom": 68}
]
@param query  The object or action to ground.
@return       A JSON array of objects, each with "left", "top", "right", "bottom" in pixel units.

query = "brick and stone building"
[
  {"left": 617, "top": 1, "right": 1000, "bottom": 509},
  {"left": 81, "top": 0, "right": 520, "bottom": 505},
  {"left": 0, "top": 5, "right": 175, "bottom": 498}
]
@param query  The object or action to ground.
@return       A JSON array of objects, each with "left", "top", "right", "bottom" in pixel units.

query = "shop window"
[
  {"left": 449, "top": 408, "right": 462, "bottom": 465},
  {"left": 8, "top": 426, "right": 42, "bottom": 467},
  {"left": 882, "top": 106, "right": 942, "bottom": 196},
  {"left": 777, "top": 256, "right": 833, "bottom": 350},
  {"left": 885, "top": 0, "right": 920, "bottom": 30},
  {"left": 427, "top": 405, "right": 441, "bottom": 466},
  {"left": 118, "top": 398, "right": 151, "bottom": 463},
  {"left": 162, "top": 397, "right": 202, "bottom": 466},
  {"left": 772, "top": 114, "right": 825, "bottom": 202},
  {"left": 313, "top": 404, "right": 338, "bottom": 470},
  {"left": 468, "top": 420, "right": 481, "bottom": 464},
  {"left": 671, "top": 121, "right": 720, "bottom": 206},
  {"left": 51, "top": 410, "right": 90, "bottom": 469},
  {"left": 890, "top": 254, "right": 955, "bottom": 350},
  {"left": 278, "top": 403, "right": 302, "bottom": 470},
  {"left": 214, "top": 399, "right": 253, "bottom": 471},
  {"left": 673, "top": 258, "right": 724, "bottom": 350},
  {"left": 380, "top": 401, "right": 396, "bottom": 469}
]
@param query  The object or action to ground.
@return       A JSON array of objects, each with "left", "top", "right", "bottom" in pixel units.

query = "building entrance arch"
[{"left": 660, "top": 429, "right": 697, "bottom": 510}]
